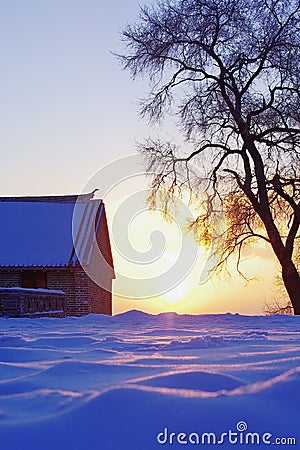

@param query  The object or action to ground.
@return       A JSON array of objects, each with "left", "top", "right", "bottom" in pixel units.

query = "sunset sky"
[{"left": 0, "top": 0, "right": 280, "bottom": 315}]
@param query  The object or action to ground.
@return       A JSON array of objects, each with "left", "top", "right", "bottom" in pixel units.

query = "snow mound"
[
  {"left": 136, "top": 370, "right": 245, "bottom": 392},
  {"left": 162, "top": 336, "right": 226, "bottom": 350}
]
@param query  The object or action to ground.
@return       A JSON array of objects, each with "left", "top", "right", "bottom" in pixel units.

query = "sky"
[
  {"left": 0, "top": 0, "right": 280, "bottom": 315},
  {"left": 0, "top": 0, "right": 151, "bottom": 195}
]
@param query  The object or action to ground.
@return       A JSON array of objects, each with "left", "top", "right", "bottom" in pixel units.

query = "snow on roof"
[
  {"left": 0, "top": 287, "right": 65, "bottom": 294},
  {"left": 0, "top": 192, "right": 103, "bottom": 267}
]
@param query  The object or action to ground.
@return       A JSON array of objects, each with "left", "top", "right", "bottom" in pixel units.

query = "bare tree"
[
  {"left": 120, "top": 0, "right": 300, "bottom": 314},
  {"left": 263, "top": 298, "right": 293, "bottom": 315},
  {"left": 263, "top": 274, "right": 293, "bottom": 314}
]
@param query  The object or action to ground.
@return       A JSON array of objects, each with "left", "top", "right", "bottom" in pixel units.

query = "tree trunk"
[{"left": 282, "top": 262, "right": 300, "bottom": 315}]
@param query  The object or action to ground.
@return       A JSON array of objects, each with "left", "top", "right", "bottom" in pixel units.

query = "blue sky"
[{"left": 0, "top": 0, "right": 152, "bottom": 196}]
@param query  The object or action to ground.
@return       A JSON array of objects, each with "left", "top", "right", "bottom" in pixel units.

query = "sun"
[{"left": 159, "top": 279, "right": 191, "bottom": 305}]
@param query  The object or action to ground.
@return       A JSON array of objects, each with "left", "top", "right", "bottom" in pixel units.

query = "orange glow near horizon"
[{"left": 103, "top": 183, "right": 279, "bottom": 316}]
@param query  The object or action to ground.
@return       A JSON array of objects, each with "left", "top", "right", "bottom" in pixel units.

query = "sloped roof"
[{"left": 0, "top": 192, "right": 104, "bottom": 267}]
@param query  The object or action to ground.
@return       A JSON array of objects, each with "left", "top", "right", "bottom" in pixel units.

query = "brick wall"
[
  {"left": 73, "top": 269, "right": 91, "bottom": 316},
  {"left": 73, "top": 268, "right": 112, "bottom": 316},
  {"left": 0, "top": 270, "right": 21, "bottom": 287},
  {"left": 85, "top": 204, "right": 114, "bottom": 315},
  {"left": 0, "top": 266, "right": 113, "bottom": 317},
  {"left": 89, "top": 277, "right": 112, "bottom": 315},
  {"left": 46, "top": 270, "right": 76, "bottom": 316}
]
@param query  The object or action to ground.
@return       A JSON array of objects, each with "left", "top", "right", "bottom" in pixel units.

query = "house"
[{"left": 0, "top": 191, "right": 115, "bottom": 318}]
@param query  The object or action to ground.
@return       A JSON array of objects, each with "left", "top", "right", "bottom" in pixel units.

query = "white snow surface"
[
  {"left": 0, "top": 287, "right": 65, "bottom": 294},
  {"left": 0, "top": 202, "right": 79, "bottom": 266},
  {"left": 0, "top": 310, "right": 299, "bottom": 449}
]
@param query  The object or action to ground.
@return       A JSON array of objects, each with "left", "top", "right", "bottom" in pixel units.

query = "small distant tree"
[
  {"left": 263, "top": 274, "right": 293, "bottom": 315},
  {"left": 120, "top": 0, "right": 300, "bottom": 313},
  {"left": 263, "top": 298, "right": 293, "bottom": 315}
]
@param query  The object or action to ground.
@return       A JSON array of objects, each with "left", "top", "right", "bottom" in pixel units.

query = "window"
[{"left": 21, "top": 271, "right": 47, "bottom": 289}]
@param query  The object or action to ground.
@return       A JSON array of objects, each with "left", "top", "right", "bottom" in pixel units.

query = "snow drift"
[{"left": 0, "top": 311, "right": 299, "bottom": 449}]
